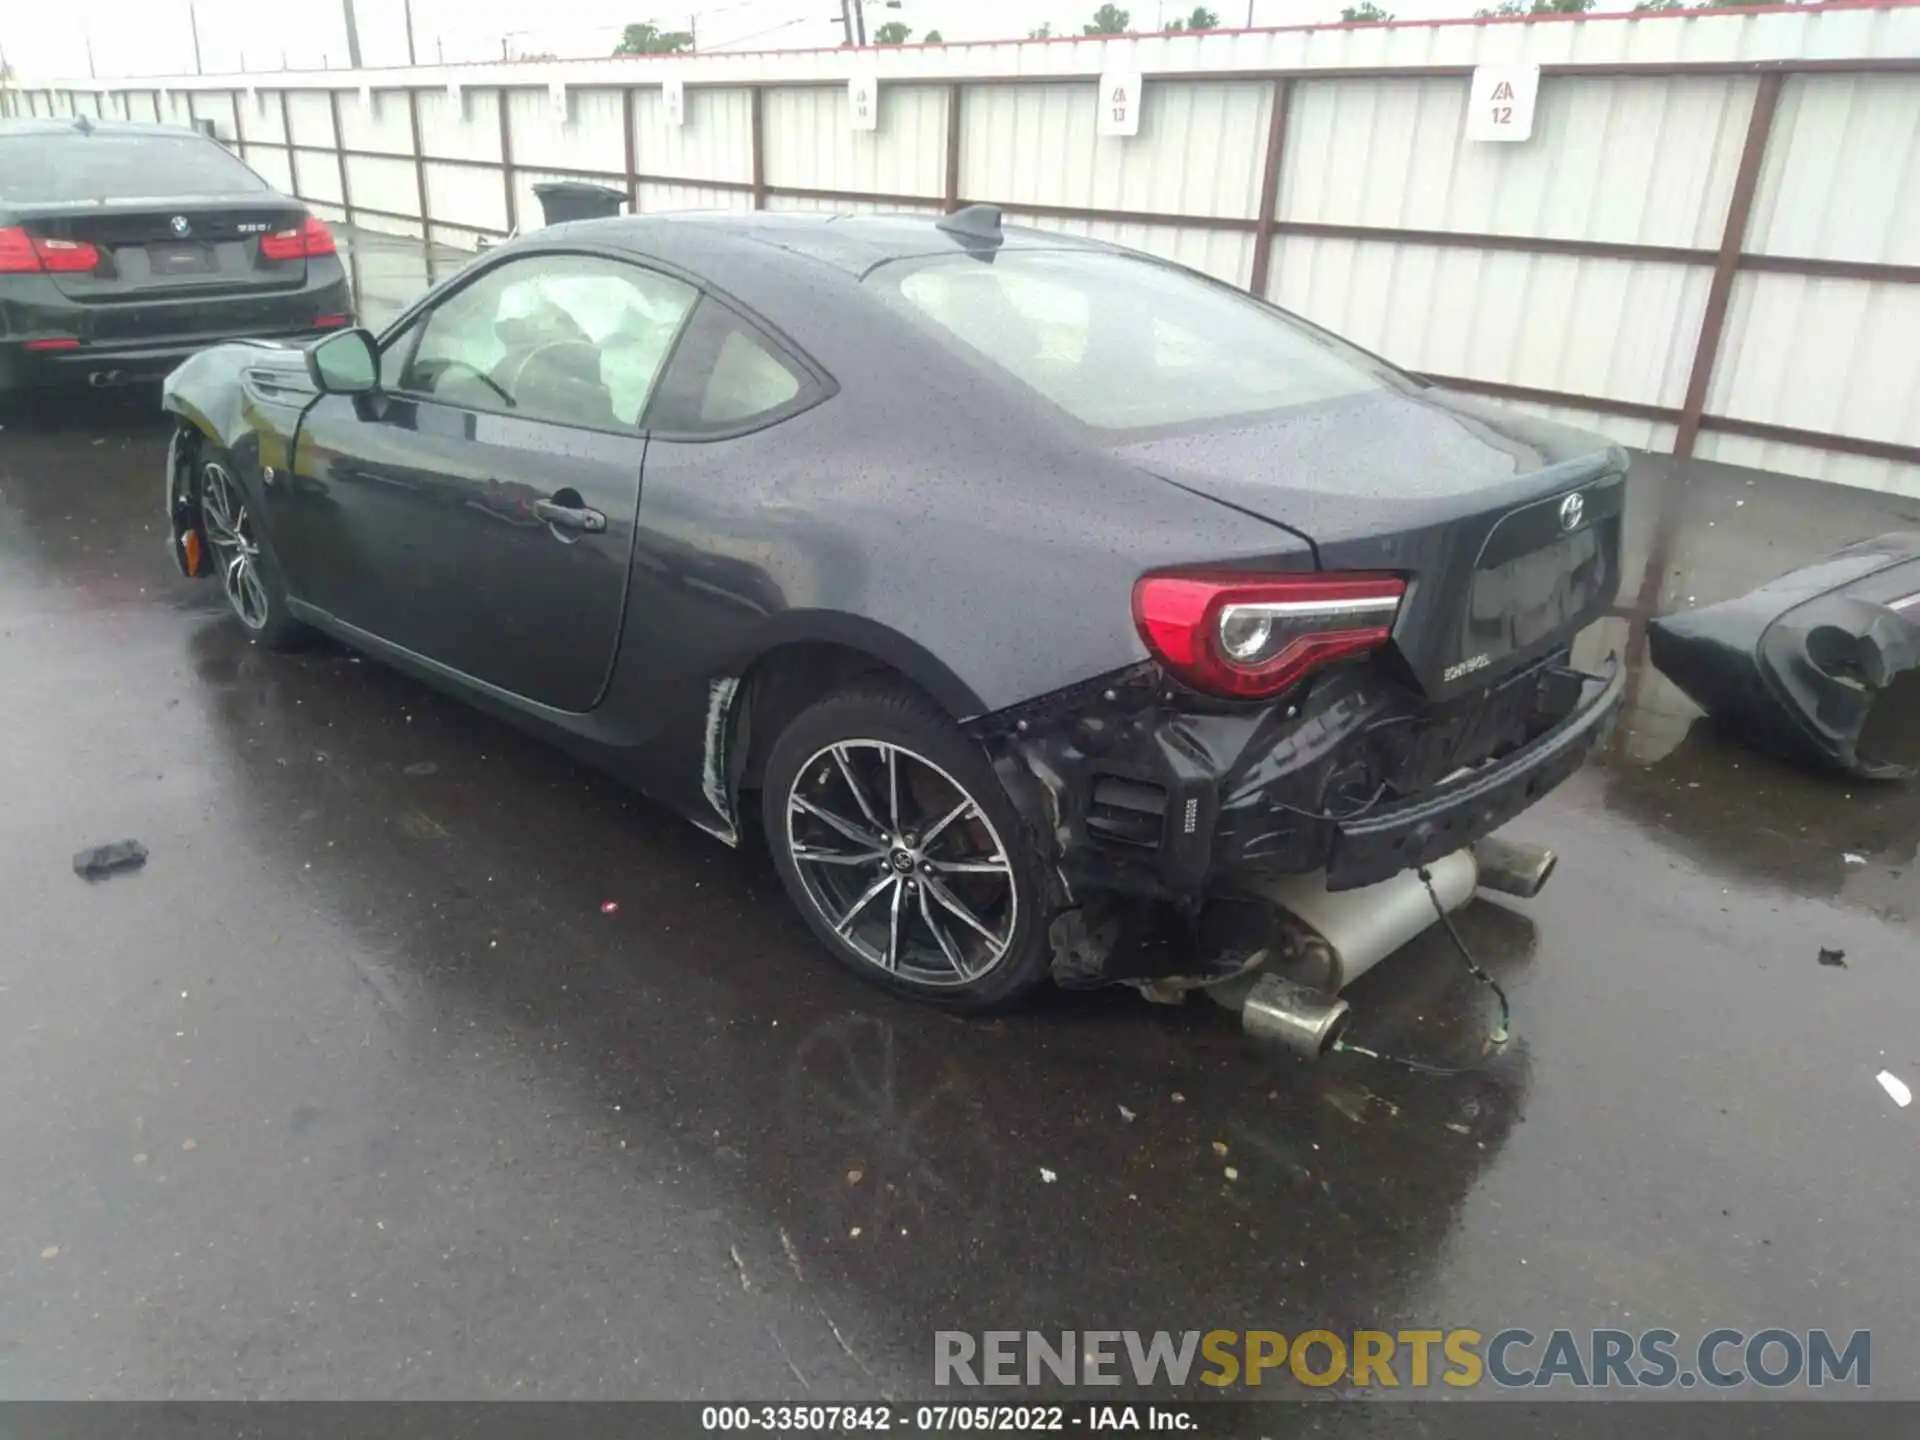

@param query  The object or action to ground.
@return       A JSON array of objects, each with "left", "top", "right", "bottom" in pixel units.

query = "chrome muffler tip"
[
  {"left": 1470, "top": 834, "right": 1558, "bottom": 900},
  {"left": 1241, "top": 973, "right": 1351, "bottom": 1059}
]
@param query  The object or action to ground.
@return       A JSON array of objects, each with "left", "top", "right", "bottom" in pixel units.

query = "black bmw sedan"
[
  {"left": 162, "top": 207, "right": 1624, "bottom": 1012},
  {"left": 0, "top": 116, "right": 351, "bottom": 394}
]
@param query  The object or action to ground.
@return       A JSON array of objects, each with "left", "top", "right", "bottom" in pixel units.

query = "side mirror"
[{"left": 306, "top": 327, "right": 379, "bottom": 395}]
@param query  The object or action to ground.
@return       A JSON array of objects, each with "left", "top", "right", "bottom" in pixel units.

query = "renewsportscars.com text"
[{"left": 933, "top": 1328, "right": 1871, "bottom": 1391}]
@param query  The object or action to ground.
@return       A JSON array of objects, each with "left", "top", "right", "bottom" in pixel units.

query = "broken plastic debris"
[
  {"left": 1876, "top": 1071, "right": 1912, "bottom": 1108},
  {"left": 1223, "top": 1167, "right": 1239, "bottom": 1182},
  {"left": 1818, "top": 948, "right": 1848, "bottom": 968},
  {"left": 1117, "top": 1104, "right": 1135, "bottom": 1122},
  {"left": 1211, "top": 1141, "right": 1229, "bottom": 1157},
  {"left": 1649, "top": 533, "right": 1920, "bottom": 780},
  {"left": 72, "top": 839, "right": 148, "bottom": 881},
  {"left": 1843, "top": 853, "right": 1868, "bottom": 866},
  {"left": 1038, "top": 1167, "right": 1057, "bottom": 1184},
  {"left": 600, "top": 901, "right": 620, "bottom": 915},
  {"left": 40, "top": 1246, "right": 59, "bottom": 1259}
]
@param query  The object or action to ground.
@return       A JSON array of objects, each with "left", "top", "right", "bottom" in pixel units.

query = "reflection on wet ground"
[{"left": 0, "top": 230, "right": 1916, "bottom": 1404}]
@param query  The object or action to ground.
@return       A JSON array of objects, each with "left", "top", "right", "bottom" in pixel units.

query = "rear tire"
[
  {"left": 194, "top": 444, "right": 305, "bottom": 652},
  {"left": 762, "top": 684, "right": 1055, "bottom": 1012}
]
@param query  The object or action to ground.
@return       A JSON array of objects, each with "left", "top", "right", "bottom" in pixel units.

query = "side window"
[
  {"left": 379, "top": 318, "right": 420, "bottom": 391},
  {"left": 643, "top": 300, "right": 825, "bottom": 438},
  {"left": 394, "top": 253, "right": 697, "bottom": 429}
]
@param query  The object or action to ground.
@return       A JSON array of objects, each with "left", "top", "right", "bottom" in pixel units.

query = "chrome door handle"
[{"left": 533, "top": 498, "right": 607, "bottom": 534}]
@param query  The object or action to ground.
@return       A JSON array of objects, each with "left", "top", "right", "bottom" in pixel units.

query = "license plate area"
[
  {"left": 146, "top": 243, "right": 216, "bottom": 276},
  {"left": 1464, "top": 523, "right": 1611, "bottom": 664}
]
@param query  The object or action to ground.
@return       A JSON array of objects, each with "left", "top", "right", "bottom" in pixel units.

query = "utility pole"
[
  {"left": 187, "top": 0, "right": 204, "bottom": 73},
  {"left": 341, "top": 0, "right": 364, "bottom": 69},
  {"left": 839, "top": 0, "right": 855, "bottom": 46},
  {"left": 853, "top": 0, "right": 868, "bottom": 45},
  {"left": 690, "top": 13, "right": 698, "bottom": 51},
  {"left": 403, "top": 0, "right": 417, "bottom": 65}
]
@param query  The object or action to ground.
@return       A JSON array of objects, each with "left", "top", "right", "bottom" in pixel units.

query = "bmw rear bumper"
[{"left": 0, "top": 264, "right": 351, "bottom": 392}]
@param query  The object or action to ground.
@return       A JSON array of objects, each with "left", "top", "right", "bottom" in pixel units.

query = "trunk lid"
[
  {"left": 16, "top": 198, "right": 312, "bottom": 303},
  {"left": 1117, "top": 385, "right": 1625, "bottom": 700}
]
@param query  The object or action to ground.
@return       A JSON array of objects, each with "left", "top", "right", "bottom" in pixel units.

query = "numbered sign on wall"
[
  {"left": 1095, "top": 71, "right": 1143, "bottom": 138},
  {"left": 1465, "top": 64, "right": 1540, "bottom": 143},
  {"left": 662, "top": 76, "right": 686, "bottom": 129},
  {"left": 848, "top": 73, "right": 879, "bottom": 132}
]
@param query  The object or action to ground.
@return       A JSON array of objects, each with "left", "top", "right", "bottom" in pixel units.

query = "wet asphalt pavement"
[{"left": 3, "top": 230, "right": 1919, "bottom": 1406}]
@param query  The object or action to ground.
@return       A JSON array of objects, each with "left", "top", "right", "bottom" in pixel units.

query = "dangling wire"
[{"left": 1330, "top": 864, "right": 1513, "bottom": 1076}]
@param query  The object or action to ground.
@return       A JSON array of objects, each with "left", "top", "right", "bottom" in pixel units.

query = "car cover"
[{"left": 1649, "top": 533, "right": 1920, "bottom": 780}]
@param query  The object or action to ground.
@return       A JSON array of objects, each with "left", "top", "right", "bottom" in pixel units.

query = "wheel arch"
[{"left": 727, "top": 623, "right": 983, "bottom": 801}]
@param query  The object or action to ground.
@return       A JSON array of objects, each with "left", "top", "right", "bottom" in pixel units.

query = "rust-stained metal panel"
[
  {"left": 762, "top": 84, "right": 947, "bottom": 200},
  {"left": 961, "top": 80, "right": 1270, "bottom": 220},
  {"left": 1749, "top": 73, "right": 1920, "bottom": 268},
  {"left": 1269, "top": 235, "right": 1711, "bottom": 410}
]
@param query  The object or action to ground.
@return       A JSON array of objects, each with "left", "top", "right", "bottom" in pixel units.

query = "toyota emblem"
[
  {"left": 1558, "top": 491, "right": 1585, "bottom": 532},
  {"left": 170, "top": 215, "right": 192, "bottom": 237}
]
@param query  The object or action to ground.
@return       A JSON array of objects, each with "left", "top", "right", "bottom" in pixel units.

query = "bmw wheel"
[{"left": 762, "top": 684, "right": 1054, "bottom": 1011}]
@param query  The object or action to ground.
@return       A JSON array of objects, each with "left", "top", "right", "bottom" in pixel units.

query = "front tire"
[
  {"left": 762, "top": 684, "right": 1055, "bottom": 1012},
  {"left": 196, "top": 448, "right": 305, "bottom": 651}
]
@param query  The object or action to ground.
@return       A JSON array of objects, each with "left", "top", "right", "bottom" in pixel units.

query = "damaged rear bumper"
[
  {"left": 1325, "top": 662, "right": 1619, "bottom": 887},
  {"left": 975, "top": 653, "right": 1621, "bottom": 905}
]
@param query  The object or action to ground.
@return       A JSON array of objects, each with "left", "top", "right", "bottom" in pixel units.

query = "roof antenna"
[{"left": 935, "top": 203, "right": 1003, "bottom": 247}]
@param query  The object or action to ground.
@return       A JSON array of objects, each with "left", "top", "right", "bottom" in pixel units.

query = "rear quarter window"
[{"left": 0, "top": 133, "right": 268, "bottom": 204}]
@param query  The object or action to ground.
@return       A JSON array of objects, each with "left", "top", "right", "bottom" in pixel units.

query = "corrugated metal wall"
[{"left": 9, "top": 5, "right": 1918, "bottom": 494}]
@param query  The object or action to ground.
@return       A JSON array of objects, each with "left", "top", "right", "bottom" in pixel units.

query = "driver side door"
[{"left": 280, "top": 251, "right": 697, "bottom": 713}]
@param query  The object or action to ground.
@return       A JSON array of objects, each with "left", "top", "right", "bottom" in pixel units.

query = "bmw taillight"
[
  {"left": 260, "top": 215, "right": 336, "bottom": 261},
  {"left": 1132, "top": 571, "right": 1406, "bottom": 700},
  {"left": 0, "top": 227, "right": 101, "bottom": 273}
]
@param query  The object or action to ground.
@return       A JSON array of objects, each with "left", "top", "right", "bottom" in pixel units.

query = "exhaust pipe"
[
  {"left": 1241, "top": 974, "right": 1350, "bottom": 1058},
  {"left": 1247, "top": 848, "right": 1479, "bottom": 994},
  {"left": 1470, "top": 834, "right": 1558, "bottom": 899}
]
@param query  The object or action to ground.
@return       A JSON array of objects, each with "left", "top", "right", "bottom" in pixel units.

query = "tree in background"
[
  {"left": 1163, "top": 6, "right": 1220, "bottom": 30},
  {"left": 614, "top": 21, "right": 694, "bottom": 54},
  {"left": 1476, "top": 0, "right": 1593, "bottom": 14},
  {"left": 1029, "top": 22, "right": 1055, "bottom": 37},
  {"left": 1341, "top": 1, "right": 1394, "bottom": 18},
  {"left": 874, "top": 20, "right": 913, "bottom": 42},
  {"left": 1083, "top": 4, "right": 1132, "bottom": 34},
  {"left": 924, "top": 29, "right": 944, "bottom": 41}
]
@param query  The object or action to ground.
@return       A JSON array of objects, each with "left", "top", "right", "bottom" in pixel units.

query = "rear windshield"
[
  {"left": 869, "top": 249, "right": 1399, "bottom": 433},
  {"left": 0, "top": 133, "right": 267, "bottom": 205}
]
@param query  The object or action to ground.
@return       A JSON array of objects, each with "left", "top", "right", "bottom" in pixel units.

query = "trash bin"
[{"left": 532, "top": 181, "right": 627, "bottom": 226}]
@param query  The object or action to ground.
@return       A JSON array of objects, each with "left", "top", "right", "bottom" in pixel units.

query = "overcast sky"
[
  {"left": 0, "top": 0, "right": 1635, "bottom": 78},
  {"left": 2, "top": 0, "right": 1644, "bottom": 78}
]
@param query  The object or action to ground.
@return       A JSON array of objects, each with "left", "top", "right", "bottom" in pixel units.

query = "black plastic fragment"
[
  {"left": 1649, "top": 533, "right": 1920, "bottom": 780},
  {"left": 73, "top": 839, "right": 149, "bottom": 881},
  {"left": 1818, "top": 947, "right": 1848, "bottom": 968}
]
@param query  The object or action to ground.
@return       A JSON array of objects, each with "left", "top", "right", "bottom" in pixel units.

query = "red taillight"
[
  {"left": 314, "top": 314, "right": 350, "bottom": 328},
  {"left": 24, "top": 337, "right": 81, "bottom": 351},
  {"left": 261, "top": 215, "right": 336, "bottom": 261},
  {"left": 1132, "top": 571, "right": 1406, "bottom": 699},
  {"left": 0, "top": 226, "right": 100, "bottom": 274}
]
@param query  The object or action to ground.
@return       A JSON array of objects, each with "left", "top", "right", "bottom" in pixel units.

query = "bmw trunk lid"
[
  {"left": 16, "top": 199, "right": 314, "bottom": 301},
  {"left": 1117, "top": 384, "right": 1626, "bottom": 699}
]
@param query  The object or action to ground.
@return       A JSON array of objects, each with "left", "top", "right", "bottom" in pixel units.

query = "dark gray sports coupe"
[{"left": 162, "top": 206, "right": 1624, "bottom": 1011}]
